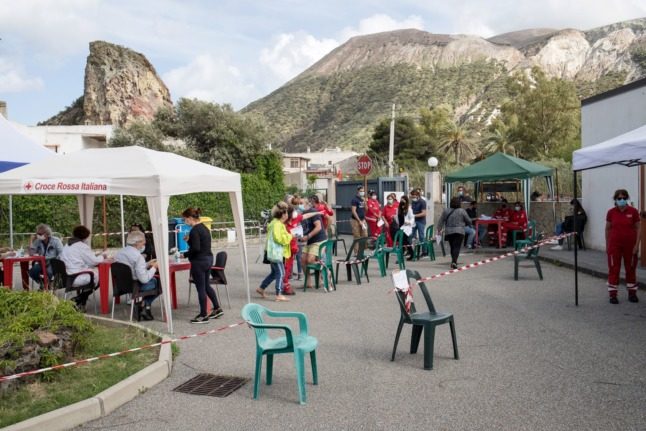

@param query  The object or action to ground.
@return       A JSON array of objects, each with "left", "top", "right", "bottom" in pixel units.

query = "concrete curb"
[{"left": 3, "top": 316, "right": 173, "bottom": 431}]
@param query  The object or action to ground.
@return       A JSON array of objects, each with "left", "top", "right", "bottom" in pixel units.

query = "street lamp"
[
  {"left": 427, "top": 157, "right": 438, "bottom": 169},
  {"left": 426, "top": 156, "right": 439, "bottom": 227}
]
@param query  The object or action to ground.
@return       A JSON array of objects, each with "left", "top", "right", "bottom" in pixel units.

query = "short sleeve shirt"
[
  {"left": 606, "top": 206, "right": 640, "bottom": 242},
  {"left": 411, "top": 199, "right": 427, "bottom": 223},
  {"left": 351, "top": 196, "right": 365, "bottom": 220},
  {"left": 302, "top": 208, "right": 327, "bottom": 245}
]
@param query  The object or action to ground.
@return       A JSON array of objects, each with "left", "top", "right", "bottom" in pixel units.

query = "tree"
[
  {"left": 437, "top": 121, "right": 477, "bottom": 165},
  {"left": 418, "top": 104, "right": 452, "bottom": 160},
  {"left": 501, "top": 67, "right": 580, "bottom": 160},
  {"left": 484, "top": 116, "right": 518, "bottom": 156},
  {"left": 369, "top": 116, "right": 429, "bottom": 162}
]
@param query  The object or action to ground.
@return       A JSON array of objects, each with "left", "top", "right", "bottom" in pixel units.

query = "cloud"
[
  {"left": 0, "top": 59, "right": 43, "bottom": 93},
  {"left": 339, "top": 13, "right": 425, "bottom": 40},
  {"left": 259, "top": 32, "right": 338, "bottom": 82},
  {"left": 162, "top": 55, "right": 256, "bottom": 108}
]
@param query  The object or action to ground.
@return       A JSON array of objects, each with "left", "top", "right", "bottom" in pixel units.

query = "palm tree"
[
  {"left": 485, "top": 117, "right": 518, "bottom": 156},
  {"left": 437, "top": 122, "right": 477, "bottom": 164}
]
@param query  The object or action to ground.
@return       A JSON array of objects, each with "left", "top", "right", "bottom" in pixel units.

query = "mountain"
[
  {"left": 41, "top": 41, "right": 172, "bottom": 127},
  {"left": 243, "top": 18, "right": 646, "bottom": 152}
]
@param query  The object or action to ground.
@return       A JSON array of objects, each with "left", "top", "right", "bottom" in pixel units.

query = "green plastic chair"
[
  {"left": 423, "top": 225, "right": 436, "bottom": 261},
  {"left": 391, "top": 269, "right": 459, "bottom": 370},
  {"left": 304, "top": 240, "right": 336, "bottom": 292},
  {"left": 241, "top": 303, "right": 318, "bottom": 404},
  {"left": 513, "top": 220, "right": 536, "bottom": 251},
  {"left": 335, "top": 237, "right": 370, "bottom": 285},
  {"left": 384, "top": 229, "right": 406, "bottom": 270},
  {"left": 514, "top": 235, "right": 543, "bottom": 281},
  {"left": 369, "top": 232, "right": 387, "bottom": 277},
  {"left": 328, "top": 224, "right": 347, "bottom": 257}
]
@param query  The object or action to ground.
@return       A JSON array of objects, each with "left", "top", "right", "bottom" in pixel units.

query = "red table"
[
  {"left": 1, "top": 255, "right": 48, "bottom": 290},
  {"left": 97, "top": 260, "right": 192, "bottom": 314},
  {"left": 475, "top": 219, "right": 505, "bottom": 248}
]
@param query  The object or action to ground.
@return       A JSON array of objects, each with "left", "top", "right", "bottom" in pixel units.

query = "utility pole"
[{"left": 388, "top": 103, "right": 395, "bottom": 177}]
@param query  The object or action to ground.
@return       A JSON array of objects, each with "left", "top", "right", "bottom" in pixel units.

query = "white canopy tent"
[
  {"left": 571, "top": 123, "right": 646, "bottom": 306},
  {"left": 0, "top": 114, "right": 56, "bottom": 248},
  {"left": 0, "top": 146, "right": 250, "bottom": 333}
]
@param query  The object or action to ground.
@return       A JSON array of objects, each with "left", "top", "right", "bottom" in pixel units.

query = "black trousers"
[
  {"left": 190, "top": 256, "right": 219, "bottom": 316},
  {"left": 445, "top": 233, "right": 464, "bottom": 264}
]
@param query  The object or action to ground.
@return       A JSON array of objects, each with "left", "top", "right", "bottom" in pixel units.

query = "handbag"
[
  {"left": 266, "top": 226, "right": 284, "bottom": 263},
  {"left": 262, "top": 250, "right": 270, "bottom": 264}
]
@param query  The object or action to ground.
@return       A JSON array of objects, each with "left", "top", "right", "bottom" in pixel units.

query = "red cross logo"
[{"left": 23, "top": 181, "right": 33, "bottom": 191}]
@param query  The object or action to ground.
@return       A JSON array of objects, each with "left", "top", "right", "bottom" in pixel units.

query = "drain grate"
[{"left": 173, "top": 373, "right": 248, "bottom": 398}]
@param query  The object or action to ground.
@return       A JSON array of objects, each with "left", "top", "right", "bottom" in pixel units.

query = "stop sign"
[{"left": 357, "top": 154, "right": 373, "bottom": 176}]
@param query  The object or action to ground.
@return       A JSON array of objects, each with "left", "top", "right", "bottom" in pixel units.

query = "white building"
[
  {"left": 581, "top": 77, "right": 646, "bottom": 250},
  {"left": 282, "top": 147, "right": 358, "bottom": 191},
  {"left": 13, "top": 123, "right": 113, "bottom": 154}
]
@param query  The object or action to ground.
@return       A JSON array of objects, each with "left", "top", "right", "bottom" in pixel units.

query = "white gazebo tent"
[
  {"left": 0, "top": 146, "right": 250, "bottom": 333},
  {"left": 0, "top": 114, "right": 55, "bottom": 248},
  {"left": 572, "top": 123, "right": 646, "bottom": 305}
]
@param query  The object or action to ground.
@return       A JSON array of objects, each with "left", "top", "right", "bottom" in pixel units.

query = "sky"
[{"left": 1, "top": 0, "right": 645, "bottom": 125}]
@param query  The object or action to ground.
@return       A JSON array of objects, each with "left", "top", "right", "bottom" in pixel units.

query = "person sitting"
[
  {"left": 501, "top": 201, "right": 528, "bottom": 246},
  {"left": 488, "top": 199, "right": 511, "bottom": 245},
  {"left": 465, "top": 201, "right": 486, "bottom": 248},
  {"left": 457, "top": 185, "right": 472, "bottom": 203},
  {"left": 28, "top": 223, "right": 64, "bottom": 288},
  {"left": 551, "top": 199, "right": 587, "bottom": 250},
  {"left": 59, "top": 225, "right": 105, "bottom": 311},
  {"left": 114, "top": 230, "right": 160, "bottom": 320}
]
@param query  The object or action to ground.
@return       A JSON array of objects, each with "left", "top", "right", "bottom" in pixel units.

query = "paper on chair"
[{"left": 392, "top": 270, "right": 409, "bottom": 291}]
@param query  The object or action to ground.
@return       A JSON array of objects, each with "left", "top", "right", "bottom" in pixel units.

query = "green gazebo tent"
[{"left": 444, "top": 152, "right": 554, "bottom": 214}]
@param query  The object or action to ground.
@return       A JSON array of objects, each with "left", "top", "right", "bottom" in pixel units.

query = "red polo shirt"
[{"left": 606, "top": 206, "right": 639, "bottom": 243}]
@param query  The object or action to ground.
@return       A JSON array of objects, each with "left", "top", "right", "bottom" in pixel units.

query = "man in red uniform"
[
  {"left": 501, "top": 201, "right": 528, "bottom": 246},
  {"left": 606, "top": 189, "right": 640, "bottom": 304}
]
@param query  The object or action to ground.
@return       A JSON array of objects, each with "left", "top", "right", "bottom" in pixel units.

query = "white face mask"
[
  {"left": 292, "top": 210, "right": 298, "bottom": 219},
  {"left": 387, "top": 199, "right": 394, "bottom": 205},
  {"left": 515, "top": 206, "right": 521, "bottom": 211},
  {"left": 36, "top": 234, "right": 46, "bottom": 241},
  {"left": 138, "top": 245, "right": 146, "bottom": 253}
]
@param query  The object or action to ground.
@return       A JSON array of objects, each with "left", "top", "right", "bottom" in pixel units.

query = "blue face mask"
[
  {"left": 297, "top": 204, "right": 305, "bottom": 211},
  {"left": 616, "top": 198, "right": 627, "bottom": 207}
]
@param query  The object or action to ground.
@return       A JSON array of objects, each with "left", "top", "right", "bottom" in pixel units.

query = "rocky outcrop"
[{"left": 41, "top": 41, "right": 172, "bottom": 126}]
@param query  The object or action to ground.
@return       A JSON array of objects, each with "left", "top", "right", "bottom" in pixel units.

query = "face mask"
[
  {"left": 515, "top": 206, "right": 521, "bottom": 211},
  {"left": 36, "top": 234, "right": 46, "bottom": 241},
  {"left": 412, "top": 197, "right": 418, "bottom": 202},
  {"left": 297, "top": 204, "right": 305, "bottom": 211},
  {"left": 616, "top": 199, "right": 627, "bottom": 207},
  {"left": 387, "top": 199, "right": 393, "bottom": 205},
  {"left": 359, "top": 191, "right": 365, "bottom": 197},
  {"left": 138, "top": 246, "right": 146, "bottom": 253},
  {"left": 292, "top": 210, "right": 298, "bottom": 219},
  {"left": 458, "top": 191, "right": 464, "bottom": 196},
  {"left": 370, "top": 195, "right": 377, "bottom": 200}
]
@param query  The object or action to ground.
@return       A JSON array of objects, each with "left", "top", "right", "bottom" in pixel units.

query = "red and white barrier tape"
[
  {"left": 0, "top": 321, "right": 246, "bottom": 383},
  {"left": 414, "top": 232, "right": 576, "bottom": 283}
]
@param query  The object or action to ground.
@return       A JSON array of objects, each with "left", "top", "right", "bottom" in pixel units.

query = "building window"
[
  {"left": 290, "top": 158, "right": 300, "bottom": 168},
  {"left": 44, "top": 144, "right": 59, "bottom": 153}
]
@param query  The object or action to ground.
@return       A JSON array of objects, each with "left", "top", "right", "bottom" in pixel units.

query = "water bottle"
[
  {"left": 174, "top": 250, "right": 180, "bottom": 263},
  {"left": 17, "top": 246, "right": 24, "bottom": 257}
]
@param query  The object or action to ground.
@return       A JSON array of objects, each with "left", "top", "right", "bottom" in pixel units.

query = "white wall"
[
  {"left": 13, "top": 124, "right": 113, "bottom": 154},
  {"left": 581, "top": 84, "right": 646, "bottom": 250}
]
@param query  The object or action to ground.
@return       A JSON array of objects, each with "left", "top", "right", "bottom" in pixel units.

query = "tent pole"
[
  {"left": 8, "top": 195, "right": 13, "bottom": 249},
  {"left": 120, "top": 195, "right": 125, "bottom": 248},
  {"left": 573, "top": 170, "right": 579, "bottom": 306}
]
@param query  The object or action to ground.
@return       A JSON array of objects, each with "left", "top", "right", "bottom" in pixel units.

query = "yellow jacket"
[{"left": 267, "top": 219, "right": 293, "bottom": 259}]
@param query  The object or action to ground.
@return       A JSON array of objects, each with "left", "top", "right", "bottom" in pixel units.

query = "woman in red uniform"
[
  {"left": 365, "top": 190, "right": 383, "bottom": 239},
  {"left": 501, "top": 201, "right": 528, "bottom": 246},
  {"left": 488, "top": 199, "right": 512, "bottom": 246},
  {"left": 382, "top": 193, "right": 399, "bottom": 247},
  {"left": 606, "top": 189, "right": 640, "bottom": 304}
]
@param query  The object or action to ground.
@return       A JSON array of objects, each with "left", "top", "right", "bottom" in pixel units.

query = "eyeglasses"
[{"left": 617, "top": 196, "right": 628, "bottom": 200}]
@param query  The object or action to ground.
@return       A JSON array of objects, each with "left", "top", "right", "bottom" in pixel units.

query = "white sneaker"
[
  {"left": 546, "top": 239, "right": 559, "bottom": 245},
  {"left": 550, "top": 245, "right": 563, "bottom": 251}
]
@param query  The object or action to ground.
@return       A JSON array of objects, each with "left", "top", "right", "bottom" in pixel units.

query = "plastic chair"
[
  {"left": 384, "top": 229, "right": 406, "bottom": 270},
  {"left": 303, "top": 240, "right": 336, "bottom": 292},
  {"left": 188, "top": 251, "right": 230, "bottom": 309},
  {"left": 566, "top": 219, "right": 587, "bottom": 250},
  {"left": 391, "top": 269, "right": 459, "bottom": 370},
  {"left": 328, "top": 224, "right": 347, "bottom": 257},
  {"left": 513, "top": 220, "right": 536, "bottom": 250},
  {"left": 110, "top": 262, "right": 164, "bottom": 321},
  {"left": 514, "top": 237, "right": 544, "bottom": 281},
  {"left": 369, "top": 232, "right": 387, "bottom": 277},
  {"left": 50, "top": 258, "right": 98, "bottom": 314},
  {"left": 335, "top": 237, "right": 370, "bottom": 285},
  {"left": 241, "top": 303, "right": 318, "bottom": 404},
  {"left": 423, "top": 225, "right": 436, "bottom": 261}
]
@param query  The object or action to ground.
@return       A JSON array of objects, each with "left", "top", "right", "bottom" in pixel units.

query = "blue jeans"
[
  {"left": 464, "top": 226, "right": 476, "bottom": 247},
  {"left": 28, "top": 262, "right": 53, "bottom": 284},
  {"left": 139, "top": 278, "right": 158, "bottom": 306},
  {"left": 295, "top": 244, "right": 303, "bottom": 275},
  {"left": 261, "top": 261, "right": 285, "bottom": 295},
  {"left": 412, "top": 221, "right": 426, "bottom": 244}
]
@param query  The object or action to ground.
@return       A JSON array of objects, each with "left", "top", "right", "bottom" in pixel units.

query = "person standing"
[
  {"left": 28, "top": 223, "right": 63, "bottom": 287},
  {"left": 300, "top": 197, "right": 328, "bottom": 289},
  {"left": 606, "top": 189, "right": 640, "bottom": 304},
  {"left": 114, "top": 230, "right": 160, "bottom": 321},
  {"left": 312, "top": 195, "right": 334, "bottom": 231},
  {"left": 383, "top": 193, "right": 399, "bottom": 247},
  {"left": 182, "top": 207, "right": 223, "bottom": 323},
  {"left": 365, "top": 190, "right": 383, "bottom": 239},
  {"left": 397, "top": 195, "right": 415, "bottom": 260},
  {"left": 410, "top": 189, "right": 427, "bottom": 252},
  {"left": 290, "top": 195, "right": 305, "bottom": 280},
  {"left": 257, "top": 202, "right": 293, "bottom": 301},
  {"left": 350, "top": 186, "right": 368, "bottom": 250},
  {"left": 437, "top": 197, "right": 473, "bottom": 269}
]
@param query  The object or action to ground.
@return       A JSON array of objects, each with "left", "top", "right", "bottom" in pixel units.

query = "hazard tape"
[
  {"left": 0, "top": 321, "right": 247, "bottom": 383},
  {"left": 414, "top": 232, "right": 576, "bottom": 283}
]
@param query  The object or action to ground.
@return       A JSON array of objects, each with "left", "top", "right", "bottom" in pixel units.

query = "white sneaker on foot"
[{"left": 550, "top": 245, "right": 563, "bottom": 251}]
